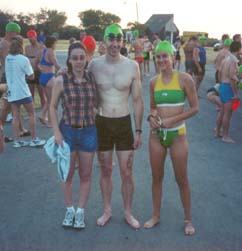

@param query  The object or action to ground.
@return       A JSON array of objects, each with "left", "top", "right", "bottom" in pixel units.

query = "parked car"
[{"left": 214, "top": 43, "right": 221, "bottom": 51}]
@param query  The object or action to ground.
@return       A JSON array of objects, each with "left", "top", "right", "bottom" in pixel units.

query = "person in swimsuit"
[
  {"left": 215, "top": 41, "right": 241, "bottom": 143},
  {"left": 50, "top": 42, "right": 98, "bottom": 229},
  {"left": 144, "top": 40, "right": 198, "bottom": 235},
  {"left": 183, "top": 36, "right": 196, "bottom": 76},
  {"left": 129, "top": 30, "right": 144, "bottom": 77},
  {"left": 25, "top": 29, "right": 45, "bottom": 108},
  {"left": 214, "top": 38, "right": 233, "bottom": 83},
  {"left": 152, "top": 33, "right": 161, "bottom": 74},
  {"left": 36, "top": 36, "right": 61, "bottom": 127},
  {"left": 88, "top": 24, "right": 144, "bottom": 229},
  {"left": 193, "top": 36, "right": 207, "bottom": 91},
  {"left": 142, "top": 35, "right": 152, "bottom": 76}
]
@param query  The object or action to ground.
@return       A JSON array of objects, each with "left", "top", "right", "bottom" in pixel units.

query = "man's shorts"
[
  {"left": 185, "top": 60, "right": 195, "bottom": 73},
  {"left": 142, "top": 52, "right": 150, "bottom": 60},
  {"left": 96, "top": 114, "right": 134, "bottom": 151},
  {"left": 27, "top": 71, "right": 41, "bottom": 85},
  {"left": 219, "top": 83, "right": 234, "bottom": 103},
  {"left": 135, "top": 56, "right": 144, "bottom": 64},
  {"left": 59, "top": 121, "right": 98, "bottom": 152}
]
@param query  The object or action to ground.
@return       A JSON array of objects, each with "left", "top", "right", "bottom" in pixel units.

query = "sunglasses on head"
[{"left": 108, "top": 33, "right": 122, "bottom": 42}]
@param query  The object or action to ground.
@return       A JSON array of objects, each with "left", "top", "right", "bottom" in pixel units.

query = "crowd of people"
[{"left": 0, "top": 21, "right": 241, "bottom": 236}]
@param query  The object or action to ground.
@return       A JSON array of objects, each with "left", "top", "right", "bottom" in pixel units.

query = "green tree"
[
  {"left": 35, "top": 8, "right": 67, "bottom": 35},
  {"left": 0, "top": 10, "right": 15, "bottom": 36},
  {"left": 78, "top": 9, "right": 121, "bottom": 41},
  {"left": 127, "top": 21, "right": 148, "bottom": 37}
]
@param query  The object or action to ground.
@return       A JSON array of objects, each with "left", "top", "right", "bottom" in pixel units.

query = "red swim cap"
[
  {"left": 27, "top": 29, "right": 37, "bottom": 39},
  {"left": 82, "top": 35, "right": 96, "bottom": 53}
]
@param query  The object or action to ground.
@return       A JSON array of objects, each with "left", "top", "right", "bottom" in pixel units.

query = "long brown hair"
[
  {"left": 66, "top": 41, "right": 88, "bottom": 74},
  {"left": 9, "top": 35, "right": 23, "bottom": 55}
]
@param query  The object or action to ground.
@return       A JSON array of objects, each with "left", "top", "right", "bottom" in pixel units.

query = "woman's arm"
[{"left": 49, "top": 76, "right": 64, "bottom": 145}]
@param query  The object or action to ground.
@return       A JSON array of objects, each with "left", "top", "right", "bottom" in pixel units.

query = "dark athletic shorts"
[{"left": 96, "top": 114, "right": 134, "bottom": 151}]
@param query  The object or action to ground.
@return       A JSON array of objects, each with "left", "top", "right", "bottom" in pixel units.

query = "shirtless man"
[
  {"left": 88, "top": 24, "right": 144, "bottom": 229},
  {"left": 183, "top": 36, "right": 196, "bottom": 76},
  {"left": 216, "top": 41, "right": 241, "bottom": 143},
  {"left": 152, "top": 33, "right": 161, "bottom": 74},
  {"left": 193, "top": 36, "right": 207, "bottom": 91},
  {"left": 25, "top": 29, "right": 45, "bottom": 107},
  {"left": 129, "top": 29, "right": 144, "bottom": 76},
  {"left": 214, "top": 38, "right": 233, "bottom": 83}
]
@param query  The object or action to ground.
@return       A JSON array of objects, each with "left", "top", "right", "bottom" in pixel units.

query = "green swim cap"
[
  {"left": 155, "top": 40, "right": 174, "bottom": 55},
  {"left": 239, "top": 65, "right": 242, "bottom": 73},
  {"left": 104, "top": 24, "right": 123, "bottom": 41},
  {"left": 5, "top": 22, "right": 21, "bottom": 33},
  {"left": 133, "top": 29, "right": 139, "bottom": 37},
  {"left": 198, "top": 35, "right": 207, "bottom": 42},
  {"left": 224, "top": 38, "right": 233, "bottom": 47}
]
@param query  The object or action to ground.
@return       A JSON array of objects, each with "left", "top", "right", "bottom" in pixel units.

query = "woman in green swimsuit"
[{"left": 144, "top": 41, "right": 198, "bottom": 235}]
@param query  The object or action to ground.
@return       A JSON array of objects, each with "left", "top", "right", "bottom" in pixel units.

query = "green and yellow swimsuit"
[{"left": 153, "top": 71, "right": 186, "bottom": 147}]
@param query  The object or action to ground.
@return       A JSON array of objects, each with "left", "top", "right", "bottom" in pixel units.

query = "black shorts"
[
  {"left": 27, "top": 70, "right": 40, "bottom": 85},
  {"left": 96, "top": 114, "right": 134, "bottom": 151}
]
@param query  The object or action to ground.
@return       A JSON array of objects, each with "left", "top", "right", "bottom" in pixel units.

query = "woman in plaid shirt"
[{"left": 50, "top": 42, "right": 98, "bottom": 229}]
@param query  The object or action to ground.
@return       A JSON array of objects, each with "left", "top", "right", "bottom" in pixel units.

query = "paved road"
[{"left": 0, "top": 52, "right": 242, "bottom": 251}]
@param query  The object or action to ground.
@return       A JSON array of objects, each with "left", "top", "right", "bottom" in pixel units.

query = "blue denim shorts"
[
  {"left": 10, "top": 96, "right": 33, "bottom": 105},
  {"left": 219, "top": 82, "right": 234, "bottom": 103},
  {"left": 59, "top": 121, "right": 98, "bottom": 152}
]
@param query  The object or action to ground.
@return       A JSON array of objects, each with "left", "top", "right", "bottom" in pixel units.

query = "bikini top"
[
  {"left": 154, "top": 71, "right": 185, "bottom": 107},
  {"left": 40, "top": 48, "right": 54, "bottom": 67}
]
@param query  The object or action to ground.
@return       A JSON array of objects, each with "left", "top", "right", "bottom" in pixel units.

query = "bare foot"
[
  {"left": 97, "top": 212, "right": 112, "bottom": 226},
  {"left": 124, "top": 214, "right": 140, "bottom": 229},
  {"left": 144, "top": 217, "right": 160, "bottom": 229},
  {"left": 184, "top": 221, "right": 195, "bottom": 236},
  {"left": 222, "top": 137, "right": 236, "bottom": 144}
]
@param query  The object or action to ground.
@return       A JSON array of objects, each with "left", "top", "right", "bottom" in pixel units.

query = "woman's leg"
[
  {"left": 144, "top": 133, "right": 167, "bottom": 228},
  {"left": 169, "top": 135, "right": 195, "bottom": 235},
  {"left": 10, "top": 103, "right": 21, "bottom": 141},
  {"left": 76, "top": 151, "right": 95, "bottom": 208},
  {"left": 23, "top": 102, "right": 36, "bottom": 139}
]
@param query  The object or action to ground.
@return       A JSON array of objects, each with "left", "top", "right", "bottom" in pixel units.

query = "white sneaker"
[
  {"left": 13, "top": 140, "right": 29, "bottom": 148},
  {"left": 29, "top": 137, "right": 46, "bottom": 147},
  {"left": 73, "top": 209, "right": 85, "bottom": 229},
  {"left": 62, "top": 209, "right": 75, "bottom": 228}
]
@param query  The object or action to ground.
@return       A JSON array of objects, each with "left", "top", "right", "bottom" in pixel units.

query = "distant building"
[{"left": 145, "top": 14, "right": 179, "bottom": 42}]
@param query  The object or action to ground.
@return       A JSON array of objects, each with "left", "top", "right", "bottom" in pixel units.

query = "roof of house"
[{"left": 145, "top": 14, "right": 178, "bottom": 33}]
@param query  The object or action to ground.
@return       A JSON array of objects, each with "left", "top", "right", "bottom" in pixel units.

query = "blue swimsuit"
[{"left": 39, "top": 49, "right": 55, "bottom": 86}]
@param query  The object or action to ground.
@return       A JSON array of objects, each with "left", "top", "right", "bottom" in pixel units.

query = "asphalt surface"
[{"left": 0, "top": 52, "right": 242, "bottom": 251}]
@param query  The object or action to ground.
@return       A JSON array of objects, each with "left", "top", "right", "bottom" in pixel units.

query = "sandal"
[
  {"left": 38, "top": 117, "right": 47, "bottom": 125},
  {"left": 19, "top": 130, "right": 31, "bottom": 137}
]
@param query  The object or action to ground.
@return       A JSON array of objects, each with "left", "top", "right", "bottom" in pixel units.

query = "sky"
[{"left": 1, "top": 0, "right": 241, "bottom": 39}]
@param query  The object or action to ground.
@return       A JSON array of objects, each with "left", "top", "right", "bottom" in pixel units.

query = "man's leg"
[
  {"left": 116, "top": 150, "right": 140, "bottom": 229},
  {"left": 97, "top": 150, "right": 113, "bottom": 226},
  {"left": 222, "top": 101, "right": 234, "bottom": 143}
]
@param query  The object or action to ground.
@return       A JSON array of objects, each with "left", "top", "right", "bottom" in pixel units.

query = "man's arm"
[{"left": 131, "top": 62, "right": 144, "bottom": 134}]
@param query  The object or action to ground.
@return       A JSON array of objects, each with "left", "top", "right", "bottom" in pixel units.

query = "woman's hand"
[{"left": 54, "top": 131, "right": 63, "bottom": 147}]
